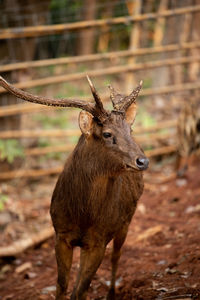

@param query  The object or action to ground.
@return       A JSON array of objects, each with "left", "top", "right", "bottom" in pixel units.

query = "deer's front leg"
[
  {"left": 71, "top": 242, "right": 106, "bottom": 300},
  {"left": 55, "top": 233, "right": 73, "bottom": 300},
  {"left": 107, "top": 224, "right": 129, "bottom": 300}
]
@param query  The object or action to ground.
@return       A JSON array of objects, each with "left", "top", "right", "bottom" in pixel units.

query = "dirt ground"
[{"left": 0, "top": 160, "right": 200, "bottom": 300}]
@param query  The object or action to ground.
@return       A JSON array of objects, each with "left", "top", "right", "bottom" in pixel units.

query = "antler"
[
  {"left": 109, "top": 80, "right": 143, "bottom": 113},
  {"left": 86, "top": 76, "right": 108, "bottom": 121},
  {"left": 0, "top": 75, "right": 108, "bottom": 121},
  {"left": 108, "top": 85, "right": 125, "bottom": 111}
]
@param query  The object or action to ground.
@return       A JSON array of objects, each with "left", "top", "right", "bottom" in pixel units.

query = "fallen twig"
[
  {"left": 0, "top": 226, "right": 54, "bottom": 257},
  {"left": 135, "top": 225, "right": 163, "bottom": 243}
]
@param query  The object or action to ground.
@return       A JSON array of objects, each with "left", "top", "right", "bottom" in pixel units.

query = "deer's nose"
[{"left": 135, "top": 157, "right": 149, "bottom": 170}]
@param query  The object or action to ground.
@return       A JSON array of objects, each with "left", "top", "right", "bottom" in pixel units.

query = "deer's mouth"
[
  {"left": 125, "top": 164, "right": 140, "bottom": 172},
  {"left": 125, "top": 157, "right": 149, "bottom": 172}
]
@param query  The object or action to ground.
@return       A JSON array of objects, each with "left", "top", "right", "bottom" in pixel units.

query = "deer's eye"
[{"left": 103, "top": 132, "right": 112, "bottom": 138}]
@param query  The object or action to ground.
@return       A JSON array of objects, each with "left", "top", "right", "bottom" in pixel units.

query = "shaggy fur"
[{"left": 50, "top": 111, "right": 147, "bottom": 300}]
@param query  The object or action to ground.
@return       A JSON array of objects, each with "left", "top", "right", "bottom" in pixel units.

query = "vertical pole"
[
  {"left": 173, "top": 12, "right": 192, "bottom": 85},
  {"left": 153, "top": 0, "right": 168, "bottom": 47},
  {"left": 78, "top": 0, "right": 97, "bottom": 55},
  {"left": 188, "top": 0, "right": 200, "bottom": 82},
  {"left": 125, "top": 0, "right": 142, "bottom": 93},
  {"left": 152, "top": 0, "right": 169, "bottom": 107}
]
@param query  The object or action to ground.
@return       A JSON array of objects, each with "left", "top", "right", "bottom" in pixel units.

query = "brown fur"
[{"left": 50, "top": 111, "right": 147, "bottom": 300}]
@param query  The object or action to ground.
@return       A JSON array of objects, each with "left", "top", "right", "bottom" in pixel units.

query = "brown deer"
[{"left": 0, "top": 75, "right": 149, "bottom": 300}]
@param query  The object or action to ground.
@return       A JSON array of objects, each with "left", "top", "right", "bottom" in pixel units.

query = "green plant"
[
  {"left": 37, "top": 138, "right": 52, "bottom": 148},
  {"left": 143, "top": 78, "right": 152, "bottom": 89},
  {"left": 68, "top": 135, "right": 79, "bottom": 144},
  {"left": 136, "top": 110, "right": 156, "bottom": 128},
  {"left": 57, "top": 82, "right": 87, "bottom": 98},
  {"left": 0, "top": 194, "right": 8, "bottom": 211},
  {"left": 44, "top": 151, "right": 63, "bottom": 160},
  {"left": 33, "top": 111, "right": 69, "bottom": 129},
  {"left": 0, "top": 139, "right": 24, "bottom": 163}
]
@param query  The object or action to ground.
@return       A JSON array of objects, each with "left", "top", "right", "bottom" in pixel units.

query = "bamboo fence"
[
  {"left": 0, "top": 55, "right": 200, "bottom": 94},
  {"left": 0, "top": 41, "right": 199, "bottom": 73},
  {"left": 0, "top": 5, "right": 200, "bottom": 39},
  {"left": 0, "top": 2, "right": 200, "bottom": 181}
]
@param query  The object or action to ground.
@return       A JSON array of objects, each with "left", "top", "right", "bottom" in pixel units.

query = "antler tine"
[
  {"left": 108, "top": 85, "right": 124, "bottom": 110},
  {"left": 120, "top": 80, "right": 143, "bottom": 112},
  {"left": 86, "top": 75, "right": 103, "bottom": 110},
  {"left": 0, "top": 75, "right": 97, "bottom": 116},
  {"left": 86, "top": 75, "right": 108, "bottom": 120},
  {"left": 111, "top": 80, "right": 143, "bottom": 113}
]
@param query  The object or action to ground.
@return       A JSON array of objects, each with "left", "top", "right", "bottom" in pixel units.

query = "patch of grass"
[
  {"left": 37, "top": 138, "right": 52, "bottom": 148},
  {"left": 0, "top": 139, "right": 24, "bottom": 163},
  {"left": 68, "top": 135, "right": 79, "bottom": 144},
  {"left": 143, "top": 145, "right": 154, "bottom": 151},
  {"left": 143, "top": 77, "right": 152, "bottom": 89},
  {"left": 103, "top": 76, "right": 115, "bottom": 86},
  {"left": 29, "top": 85, "right": 45, "bottom": 95},
  {"left": 43, "top": 151, "right": 63, "bottom": 160},
  {"left": 33, "top": 110, "right": 69, "bottom": 129},
  {"left": 0, "top": 194, "right": 8, "bottom": 211},
  {"left": 136, "top": 109, "right": 156, "bottom": 128},
  {"left": 77, "top": 64, "right": 88, "bottom": 73},
  {"left": 46, "top": 65, "right": 55, "bottom": 75},
  {"left": 56, "top": 82, "right": 87, "bottom": 98}
]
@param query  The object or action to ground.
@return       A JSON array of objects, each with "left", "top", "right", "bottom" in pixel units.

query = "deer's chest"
[{"left": 87, "top": 173, "right": 143, "bottom": 228}]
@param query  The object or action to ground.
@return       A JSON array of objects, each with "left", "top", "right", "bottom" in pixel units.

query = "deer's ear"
[
  {"left": 79, "top": 111, "right": 94, "bottom": 137},
  {"left": 125, "top": 103, "right": 137, "bottom": 125}
]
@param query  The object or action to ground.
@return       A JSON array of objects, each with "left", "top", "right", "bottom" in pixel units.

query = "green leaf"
[
  {"left": 0, "top": 139, "right": 24, "bottom": 163},
  {"left": 0, "top": 194, "right": 8, "bottom": 211}
]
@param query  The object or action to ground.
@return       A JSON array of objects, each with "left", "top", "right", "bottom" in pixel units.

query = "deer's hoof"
[{"left": 106, "top": 288, "right": 115, "bottom": 300}]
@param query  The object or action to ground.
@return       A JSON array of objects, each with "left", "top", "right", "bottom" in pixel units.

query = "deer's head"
[{"left": 0, "top": 75, "right": 149, "bottom": 171}]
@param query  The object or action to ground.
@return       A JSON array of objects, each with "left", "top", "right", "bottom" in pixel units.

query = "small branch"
[
  {"left": 0, "top": 166, "right": 63, "bottom": 180},
  {"left": 145, "top": 145, "right": 176, "bottom": 157},
  {"left": 135, "top": 225, "right": 163, "bottom": 243},
  {"left": 0, "top": 227, "right": 54, "bottom": 257}
]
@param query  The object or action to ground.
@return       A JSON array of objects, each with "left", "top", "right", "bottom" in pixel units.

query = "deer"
[{"left": 0, "top": 75, "right": 149, "bottom": 300}]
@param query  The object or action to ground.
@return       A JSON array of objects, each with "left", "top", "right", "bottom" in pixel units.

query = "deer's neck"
[{"left": 71, "top": 135, "right": 123, "bottom": 180}]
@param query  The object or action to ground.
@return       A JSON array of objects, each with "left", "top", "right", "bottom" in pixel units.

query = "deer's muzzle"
[{"left": 135, "top": 157, "right": 149, "bottom": 170}]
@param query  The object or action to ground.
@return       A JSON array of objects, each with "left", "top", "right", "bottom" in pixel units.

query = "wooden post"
[
  {"left": 125, "top": 0, "right": 142, "bottom": 93},
  {"left": 173, "top": 12, "right": 192, "bottom": 85},
  {"left": 153, "top": 0, "right": 168, "bottom": 47},
  {"left": 188, "top": 0, "right": 200, "bottom": 81},
  {"left": 97, "top": 0, "right": 116, "bottom": 53},
  {"left": 152, "top": 0, "right": 169, "bottom": 108},
  {"left": 78, "top": 0, "right": 97, "bottom": 55}
]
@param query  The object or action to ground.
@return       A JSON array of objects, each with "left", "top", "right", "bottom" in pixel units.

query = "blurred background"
[{"left": 0, "top": 1, "right": 200, "bottom": 299}]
